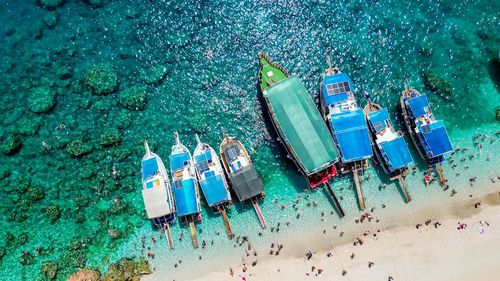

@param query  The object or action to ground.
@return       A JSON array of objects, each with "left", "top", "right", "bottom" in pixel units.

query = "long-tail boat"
[
  {"left": 141, "top": 141, "right": 176, "bottom": 248},
  {"left": 257, "top": 52, "right": 344, "bottom": 217},
  {"left": 169, "top": 132, "right": 202, "bottom": 248},
  {"left": 364, "top": 101, "right": 413, "bottom": 202},
  {"left": 220, "top": 132, "right": 267, "bottom": 228},
  {"left": 319, "top": 59, "right": 373, "bottom": 210},
  {"left": 193, "top": 134, "right": 233, "bottom": 238},
  {"left": 400, "top": 85, "right": 453, "bottom": 188}
]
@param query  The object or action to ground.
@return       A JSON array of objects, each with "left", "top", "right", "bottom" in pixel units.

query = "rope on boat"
[
  {"left": 324, "top": 181, "right": 345, "bottom": 217},
  {"left": 189, "top": 217, "right": 199, "bottom": 248},
  {"left": 219, "top": 206, "right": 234, "bottom": 238}
]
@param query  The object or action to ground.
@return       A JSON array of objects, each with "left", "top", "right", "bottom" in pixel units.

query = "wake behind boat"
[
  {"left": 319, "top": 62, "right": 373, "bottom": 210},
  {"left": 220, "top": 133, "right": 267, "bottom": 229},
  {"left": 257, "top": 52, "right": 344, "bottom": 217},
  {"left": 170, "top": 132, "right": 202, "bottom": 248},
  {"left": 364, "top": 101, "right": 413, "bottom": 202},
  {"left": 193, "top": 134, "right": 233, "bottom": 238},
  {"left": 400, "top": 86, "right": 453, "bottom": 188},
  {"left": 140, "top": 141, "right": 176, "bottom": 249}
]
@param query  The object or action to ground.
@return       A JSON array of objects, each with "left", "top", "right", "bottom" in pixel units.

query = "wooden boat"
[
  {"left": 257, "top": 52, "right": 344, "bottom": 217},
  {"left": 141, "top": 141, "right": 176, "bottom": 248},
  {"left": 169, "top": 132, "right": 202, "bottom": 248},
  {"left": 220, "top": 133, "right": 267, "bottom": 228},
  {"left": 364, "top": 101, "right": 413, "bottom": 202},
  {"left": 400, "top": 85, "right": 453, "bottom": 188},
  {"left": 319, "top": 59, "right": 373, "bottom": 210},
  {"left": 193, "top": 134, "right": 233, "bottom": 238}
]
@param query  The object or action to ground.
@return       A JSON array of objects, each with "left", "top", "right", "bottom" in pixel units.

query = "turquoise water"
[{"left": 0, "top": 0, "right": 499, "bottom": 280}]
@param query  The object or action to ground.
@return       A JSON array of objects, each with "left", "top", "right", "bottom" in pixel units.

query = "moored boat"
[
  {"left": 193, "top": 134, "right": 234, "bottom": 238},
  {"left": 319, "top": 62, "right": 373, "bottom": 210},
  {"left": 364, "top": 101, "right": 413, "bottom": 202},
  {"left": 257, "top": 52, "right": 344, "bottom": 217},
  {"left": 219, "top": 132, "right": 267, "bottom": 228},
  {"left": 400, "top": 85, "right": 453, "bottom": 188},
  {"left": 140, "top": 141, "right": 176, "bottom": 248},
  {"left": 170, "top": 132, "right": 202, "bottom": 248}
]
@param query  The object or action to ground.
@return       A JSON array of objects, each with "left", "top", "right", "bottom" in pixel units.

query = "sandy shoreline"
[{"left": 144, "top": 185, "right": 500, "bottom": 281}]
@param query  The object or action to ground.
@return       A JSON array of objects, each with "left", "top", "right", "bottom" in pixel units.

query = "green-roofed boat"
[{"left": 257, "top": 52, "right": 344, "bottom": 217}]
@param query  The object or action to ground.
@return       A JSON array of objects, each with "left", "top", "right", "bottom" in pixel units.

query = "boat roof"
[
  {"left": 265, "top": 76, "right": 339, "bottom": 174},
  {"left": 142, "top": 178, "right": 172, "bottom": 219},
  {"left": 170, "top": 152, "right": 190, "bottom": 171},
  {"left": 321, "top": 73, "right": 356, "bottom": 106},
  {"left": 367, "top": 108, "right": 390, "bottom": 133},
  {"left": 330, "top": 109, "right": 372, "bottom": 162},
  {"left": 419, "top": 121, "right": 453, "bottom": 157},
  {"left": 227, "top": 164, "right": 263, "bottom": 202},
  {"left": 406, "top": 95, "right": 428, "bottom": 119},
  {"left": 380, "top": 138, "right": 413, "bottom": 170},
  {"left": 172, "top": 178, "right": 199, "bottom": 216},
  {"left": 142, "top": 157, "right": 159, "bottom": 181},
  {"left": 199, "top": 174, "right": 229, "bottom": 206}
]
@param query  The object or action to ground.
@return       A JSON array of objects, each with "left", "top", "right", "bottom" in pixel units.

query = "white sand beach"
[{"left": 146, "top": 185, "right": 500, "bottom": 281}]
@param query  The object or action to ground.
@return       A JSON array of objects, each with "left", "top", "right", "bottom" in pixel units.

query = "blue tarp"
[
  {"left": 420, "top": 124, "right": 453, "bottom": 157},
  {"left": 321, "top": 73, "right": 355, "bottom": 106},
  {"left": 170, "top": 152, "right": 190, "bottom": 171},
  {"left": 330, "top": 109, "right": 373, "bottom": 162},
  {"left": 367, "top": 109, "right": 390, "bottom": 133},
  {"left": 142, "top": 158, "right": 158, "bottom": 181},
  {"left": 406, "top": 95, "right": 429, "bottom": 118},
  {"left": 380, "top": 138, "right": 413, "bottom": 170},
  {"left": 199, "top": 174, "right": 229, "bottom": 206},
  {"left": 172, "top": 178, "right": 199, "bottom": 216}
]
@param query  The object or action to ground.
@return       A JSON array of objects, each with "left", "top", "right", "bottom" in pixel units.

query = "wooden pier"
[
  {"left": 252, "top": 198, "right": 267, "bottom": 229},
  {"left": 189, "top": 218, "right": 198, "bottom": 248},
  {"left": 353, "top": 169, "right": 365, "bottom": 210},
  {"left": 164, "top": 224, "right": 174, "bottom": 249},
  {"left": 219, "top": 207, "right": 233, "bottom": 238},
  {"left": 397, "top": 177, "right": 412, "bottom": 203}
]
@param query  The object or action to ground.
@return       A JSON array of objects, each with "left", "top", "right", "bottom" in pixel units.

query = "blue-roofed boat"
[
  {"left": 364, "top": 101, "right": 413, "bottom": 203},
  {"left": 193, "top": 134, "right": 233, "bottom": 238},
  {"left": 141, "top": 141, "right": 175, "bottom": 248},
  {"left": 401, "top": 86, "right": 453, "bottom": 187},
  {"left": 170, "top": 132, "right": 202, "bottom": 248},
  {"left": 319, "top": 62, "right": 373, "bottom": 210}
]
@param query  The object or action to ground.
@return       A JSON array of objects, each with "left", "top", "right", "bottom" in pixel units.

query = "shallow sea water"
[{"left": 0, "top": 0, "right": 499, "bottom": 280}]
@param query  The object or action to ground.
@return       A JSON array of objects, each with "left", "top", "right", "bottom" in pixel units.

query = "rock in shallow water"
[
  {"left": 67, "top": 268, "right": 100, "bottom": 281},
  {"left": 84, "top": 64, "right": 119, "bottom": 95},
  {"left": 43, "top": 12, "right": 58, "bottom": 29},
  {"left": 37, "top": 0, "right": 63, "bottom": 10},
  {"left": 66, "top": 138, "right": 93, "bottom": 157},
  {"left": 99, "top": 129, "right": 121, "bottom": 147},
  {"left": 41, "top": 261, "right": 59, "bottom": 280},
  {"left": 28, "top": 87, "right": 57, "bottom": 113},
  {"left": 46, "top": 204, "right": 61, "bottom": 223},
  {"left": 2, "top": 135, "right": 22, "bottom": 155},
  {"left": 118, "top": 85, "right": 147, "bottom": 110}
]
